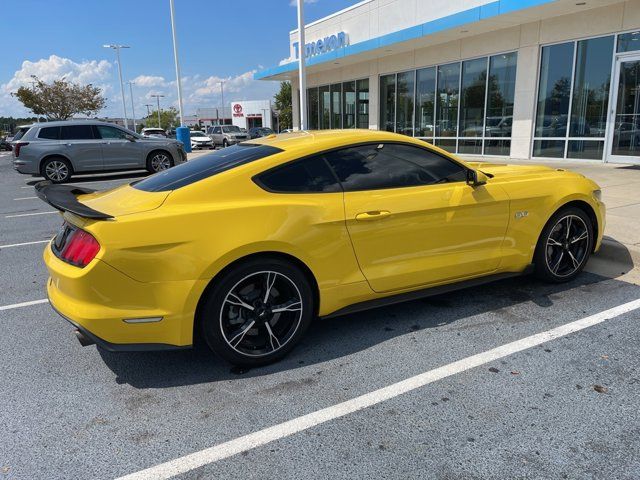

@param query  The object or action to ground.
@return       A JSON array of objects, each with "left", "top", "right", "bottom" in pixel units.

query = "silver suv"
[
  {"left": 11, "top": 120, "right": 186, "bottom": 183},
  {"left": 206, "top": 125, "right": 248, "bottom": 148}
]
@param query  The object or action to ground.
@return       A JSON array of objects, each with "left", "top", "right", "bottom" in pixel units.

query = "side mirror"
[
  {"left": 466, "top": 169, "right": 488, "bottom": 187},
  {"left": 125, "top": 134, "right": 136, "bottom": 142}
]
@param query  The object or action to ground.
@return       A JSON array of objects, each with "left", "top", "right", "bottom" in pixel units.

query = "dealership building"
[{"left": 256, "top": 0, "right": 640, "bottom": 163}]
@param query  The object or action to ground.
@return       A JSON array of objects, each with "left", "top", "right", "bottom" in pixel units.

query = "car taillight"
[
  {"left": 14, "top": 142, "right": 28, "bottom": 157},
  {"left": 60, "top": 229, "right": 100, "bottom": 267}
]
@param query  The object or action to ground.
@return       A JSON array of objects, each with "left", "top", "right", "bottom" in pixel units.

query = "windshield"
[
  {"left": 191, "top": 131, "right": 207, "bottom": 137},
  {"left": 222, "top": 126, "right": 241, "bottom": 133},
  {"left": 145, "top": 129, "right": 165, "bottom": 135}
]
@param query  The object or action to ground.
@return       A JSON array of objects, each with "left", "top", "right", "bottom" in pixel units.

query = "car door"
[
  {"left": 95, "top": 125, "right": 142, "bottom": 169},
  {"left": 324, "top": 143, "right": 510, "bottom": 293},
  {"left": 59, "top": 125, "right": 103, "bottom": 171},
  {"left": 211, "top": 126, "right": 222, "bottom": 145}
]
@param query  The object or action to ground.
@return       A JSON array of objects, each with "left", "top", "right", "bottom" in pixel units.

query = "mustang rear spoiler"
[{"left": 34, "top": 181, "right": 113, "bottom": 220}]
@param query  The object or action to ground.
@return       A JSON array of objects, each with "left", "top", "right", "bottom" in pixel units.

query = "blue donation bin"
[{"left": 176, "top": 126, "right": 191, "bottom": 153}]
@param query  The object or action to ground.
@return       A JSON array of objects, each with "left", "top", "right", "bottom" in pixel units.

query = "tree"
[
  {"left": 143, "top": 107, "right": 179, "bottom": 131},
  {"left": 274, "top": 81, "right": 292, "bottom": 131},
  {"left": 12, "top": 76, "right": 106, "bottom": 120}
]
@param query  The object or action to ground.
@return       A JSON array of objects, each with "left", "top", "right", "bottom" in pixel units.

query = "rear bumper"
[{"left": 44, "top": 244, "right": 201, "bottom": 349}]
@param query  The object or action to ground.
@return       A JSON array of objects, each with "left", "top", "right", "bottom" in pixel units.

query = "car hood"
[
  {"left": 75, "top": 184, "right": 170, "bottom": 218},
  {"left": 191, "top": 137, "right": 210, "bottom": 141}
]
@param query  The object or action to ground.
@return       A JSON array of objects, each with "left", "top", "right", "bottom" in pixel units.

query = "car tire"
[
  {"left": 533, "top": 206, "right": 594, "bottom": 283},
  {"left": 41, "top": 156, "right": 73, "bottom": 183},
  {"left": 146, "top": 150, "right": 174, "bottom": 173},
  {"left": 199, "top": 257, "right": 315, "bottom": 367}
]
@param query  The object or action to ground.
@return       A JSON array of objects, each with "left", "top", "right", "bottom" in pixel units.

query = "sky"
[{"left": 0, "top": 0, "right": 357, "bottom": 119}]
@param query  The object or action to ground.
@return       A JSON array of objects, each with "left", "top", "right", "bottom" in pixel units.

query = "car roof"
[
  {"left": 24, "top": 120, "right": 128, "bottom": 128},
  {"left": 244, "top": 129, "right": 436, "bottom": 154}
]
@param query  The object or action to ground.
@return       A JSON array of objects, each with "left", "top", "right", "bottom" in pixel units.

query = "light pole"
[
  {"left": 103, "top": 44, "right": 130, "bottom": 130},
  {"left": 169, "top": 0, "right": 185, "bottom": 127},
  {"left": 144, "top": 104, "right": 153, "bottom": 117},
  {"left": 127, "top": 81, "right": 137, "bottom": 132},
  {"left": 296, "top": 0, "right": 307, "bottom": 130},
  {"left": 219, "top": 81, "right": 225, "bottom": 124},
  {"left": 150, "top": 94, "right": 165, "bottom": 128}
]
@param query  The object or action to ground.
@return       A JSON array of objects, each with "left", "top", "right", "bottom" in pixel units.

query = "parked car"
[
  {"left": 248, "top": 127, "right": 275, "bottom": 139},
  {"left": 206, "top": 125, "right": 249, "bottom": 148},
  {"left": 0, "top": 137, "right": 11, "bottom": 151},
  {"left": 38, "top": 130, "right": 604, "bottom": 367},
  {"left": 12, "top": 121, "right": 186, "bottom": 183},
  {"left": 141, "top": 128, "right": 168, "bottom": 138},
  {"left": 189, "top": 130, "right": 214, "bottom": 149}
]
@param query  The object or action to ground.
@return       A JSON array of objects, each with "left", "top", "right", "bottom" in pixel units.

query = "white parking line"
[
  {"left": 0, "top": 240, "right": 50, "bottom": 249},
  {"left": 4, "top": 211, "right": 58, "bottom": 218},
  {"left": 0, "top": 299, "right": 48, "bottom": 311},
  {"left": 116, "top": 298, "right": 640, "bottom": 480},
  {"left": 13, "top": 196, "right": 38, "bottom": 201}
]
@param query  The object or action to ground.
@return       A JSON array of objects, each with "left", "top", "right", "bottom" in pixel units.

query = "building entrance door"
[{"left": 607, "top": 54, "right": 640, "bottom": 164}]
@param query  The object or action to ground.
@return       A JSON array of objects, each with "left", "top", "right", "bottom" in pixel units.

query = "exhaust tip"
[{"left": 74, "top": 328, "right": 95, "bottom": 347}]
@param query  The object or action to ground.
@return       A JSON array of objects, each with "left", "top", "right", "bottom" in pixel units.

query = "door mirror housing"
[
  {"left": 125, "top": 134, "right": 137, "bottom": 142},
  {"left": 466, "top": 169, "right": 488, "bottom": 187}
]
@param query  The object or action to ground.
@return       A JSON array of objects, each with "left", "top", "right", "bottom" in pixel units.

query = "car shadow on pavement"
[
  {"left": 97, "top": 271, "right": 640, "bottom": 389},
  {"left": 24, "top": 171, "right": 149, "bottom": 186}
]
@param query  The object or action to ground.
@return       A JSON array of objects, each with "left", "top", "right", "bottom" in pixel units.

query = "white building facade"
[
  {"left": 229, "top": 100, "right": 273, "bottom": 130},
  {"left": 256, "top": 0, "right": 640, "bottom": 163}
]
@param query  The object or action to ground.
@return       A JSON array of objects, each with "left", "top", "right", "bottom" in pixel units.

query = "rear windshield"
[
  {"left": 133, "top": 143, "right": 282, "bottom": 192},
  {"left": 12, "top": 127, "right": 31, "bottom": 141}
]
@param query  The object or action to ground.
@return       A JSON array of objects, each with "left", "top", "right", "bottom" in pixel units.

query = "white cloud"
[
  {"left": 131, "top": 75, "right": 168, "bottom": 87},
  {"left": 0, "top": 55, "right": 112, "bottom": 117}
]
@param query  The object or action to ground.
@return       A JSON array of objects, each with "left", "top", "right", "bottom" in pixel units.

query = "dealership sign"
[{"left": 293, "top": 32, "right": 348, "bottom": 59}]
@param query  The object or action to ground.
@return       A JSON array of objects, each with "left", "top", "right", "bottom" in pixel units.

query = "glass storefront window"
[
  {"left": 568, "top": 140, "right": 605, "bottom": 160},
  {"left": 331, "top": 83, "right": 342, "bottom": 129},
  {"left": 357, "top": 79, "right": 369, "bottom": 129},
  {"left": 570, "top": 36, "right": 614, "bottom": 138},
  {"left": 380, "top": 74, "right": 396, "bottom": 132},
  {"left": 459, "top": 58, "right": 487, "bottom": 138},
  {"left": 396, "top": 71, "right": 415, "bottom": 136},
  {"left": 617, "top": 31, "right": 640, "bottom": 53},
  {"left": 343, "top": 81, "right": 356, "bottom": 129},
  {"left": 533, "top": 139, "right": 565, "bottom": 158},
  {"left": 436, "top": 62, "right": 460, "bottom": 137},
  {"left": 486, "top": 52, "right": 516, "bottom": 138},
  {"left": 484, "top": 139, "right": 511, "bottom": 156},
  {"left": 434, "top": 138, "right": 456, "bottom": 152},
  {"left": 534, "top": 42, "right": 574, "bottom": 138},
  {"left": 319, "top": 85, "right": 331, "bottom": 130},
  {"left": 415, "top": 67, "right": 436, "bottom": 138},
  {"left": 308, "top": 88, "right": 319, "bottom": 130}
]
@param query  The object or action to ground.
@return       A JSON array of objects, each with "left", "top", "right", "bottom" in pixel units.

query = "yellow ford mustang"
[{"left": 39, "top": 130, "right": 605, "bottom": 366}]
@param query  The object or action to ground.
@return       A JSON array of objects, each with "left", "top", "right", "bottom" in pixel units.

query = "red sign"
[{"left": 233, "top": 103, "right": 243, "bottom": 117}]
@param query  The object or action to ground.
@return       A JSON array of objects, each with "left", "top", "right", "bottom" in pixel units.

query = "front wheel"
[
  {"left": 146, "top": 151, "right": 174, "bottom": 173},
  {"left": 533, "top": 207, "right": 593, "bottom": 283},
  {"left": 200, "top": 258, "right": 314, "bottom": 367}
]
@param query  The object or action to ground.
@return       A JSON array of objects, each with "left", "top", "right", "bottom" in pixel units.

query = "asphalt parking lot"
[{"left": 1, "top": 151, "right": 639, "bottom": 479}]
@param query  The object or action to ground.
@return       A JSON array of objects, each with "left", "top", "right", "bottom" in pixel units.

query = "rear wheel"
[
  {"left": 200, "top": 258, "right": 314, "bottom": 367},
  {"left": 41, "top": 157, "right": 72, "bottom": 183},
  {"left": 534, "top": 207, "right": 593, "bottom": 283},
  {"left": 146, "top": 151, "right": 174, "bottom": 173}
]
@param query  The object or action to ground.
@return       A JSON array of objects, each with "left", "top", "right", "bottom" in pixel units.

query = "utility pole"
[
  {"left": 169, "top": 0, "right": 185, "bottom": 127},
  {"left": 296, "top": 0, "right": 307, "bottom": 130},
  {"left": 219, "top": 81, "right": 225, "bottom": 124},
  {"left": 127, "top": 81, "right": 136, "bottom": 132},
  {"left": 150, "top": 94, "right": 165, "bottom": 128},
  {"left": 103, "top": 44, "right": 131, "bottom": 130},
  {"left": 144, "top": 104, "right": 153, "bottom": 117}
]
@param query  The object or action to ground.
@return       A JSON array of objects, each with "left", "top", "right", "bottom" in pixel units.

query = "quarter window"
[
  {"left": 324, "top": 143, "right": 466, "bottom": 192},
  {"left": 257, "top": 156, "right": 340, "bottom": 193},
  {"left": 38, "top": 127, "right": 60, "bottom": 140},
  {"left": 60, "top": 125, "right": 95, "bottom": 140}
]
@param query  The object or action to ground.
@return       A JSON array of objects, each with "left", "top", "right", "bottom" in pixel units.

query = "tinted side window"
[
  {"left": 323, "top": 144, "right": 429, "bottom": 191},
  {"left": 60, "top": 125, "right": 95, "bottom": 140},
  {"left": 383, "top": 144, "right": 467, "bottom": 183},
  {"left": 97, "top": 125, "right": 128, "bottom": 139},
  {"left": 38, "top": 127, "right": 60, "bottom": 140},
  {"left": 257, "top": 156, "right": 340, "bottom": 193},
  {"left": 213, "top": 127, "right": 221, "bottom": 134}
]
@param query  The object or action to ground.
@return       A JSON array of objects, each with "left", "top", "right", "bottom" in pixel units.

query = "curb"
[{"left": 596, "top": 237, "right": 640, "bottom": 267}]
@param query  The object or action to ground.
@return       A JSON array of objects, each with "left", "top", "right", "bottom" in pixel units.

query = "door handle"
[{"left": 355, "top": 210, "right": 391, "bottom": 221}]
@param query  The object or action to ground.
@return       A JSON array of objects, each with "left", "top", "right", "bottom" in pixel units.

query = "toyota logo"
[{"left": 233, "top": 104, "right": 243, "bottom": 114}]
